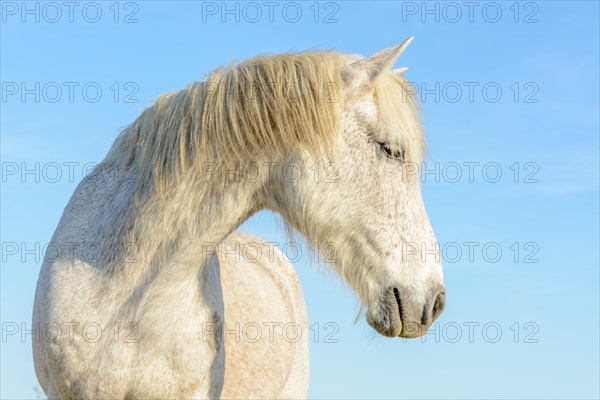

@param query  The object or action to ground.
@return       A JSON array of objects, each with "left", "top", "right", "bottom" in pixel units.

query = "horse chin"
[
  {"left": 366, "top": 306, "right": 403, "bottom": 338},
  {"left": 368, "top": 317, "right": 403, "bottom": 337}
]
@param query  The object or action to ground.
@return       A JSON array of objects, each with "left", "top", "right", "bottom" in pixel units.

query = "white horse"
[{"left": 32, "top": 37, "right": 445, "bottom": 399}]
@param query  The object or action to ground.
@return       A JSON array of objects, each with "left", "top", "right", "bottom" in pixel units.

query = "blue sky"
[{"left": 1, "top": 1, "right": 599, "bottom": 398}]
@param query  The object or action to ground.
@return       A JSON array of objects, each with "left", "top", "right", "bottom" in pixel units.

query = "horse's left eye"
[{"left": 378, "top": 142, "right": 404, "bottom": 162}]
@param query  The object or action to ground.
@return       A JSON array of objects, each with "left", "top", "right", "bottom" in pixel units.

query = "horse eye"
[{"left": 378, "top": 142, "right": 404, "bottom": 162}]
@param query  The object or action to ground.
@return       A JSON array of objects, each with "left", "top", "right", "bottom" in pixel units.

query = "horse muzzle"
[{"left": 367, "top": 285, "right": 446, "bottom": 338}]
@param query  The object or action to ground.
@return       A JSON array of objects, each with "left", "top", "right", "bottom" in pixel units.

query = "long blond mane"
[{"left": 101, "top": 51, "right": 422, "bottom": 197}]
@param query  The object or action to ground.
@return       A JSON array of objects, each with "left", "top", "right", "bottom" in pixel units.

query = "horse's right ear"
[{"left": 350, "top": 37, "right": 413, "bottom": 80}]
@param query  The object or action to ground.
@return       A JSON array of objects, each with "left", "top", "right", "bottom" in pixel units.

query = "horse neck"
[{"left": 108, "top": 160, "right": 267, "bottom": 284}]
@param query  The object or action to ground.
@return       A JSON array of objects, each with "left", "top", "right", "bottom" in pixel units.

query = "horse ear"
[{"left": 351, "top": 37, "right": 413, "bottom": 80}]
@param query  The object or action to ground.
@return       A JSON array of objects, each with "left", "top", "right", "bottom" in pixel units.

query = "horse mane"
[{"left": 101, "top": 51, "right": 423, "bottom": 197}]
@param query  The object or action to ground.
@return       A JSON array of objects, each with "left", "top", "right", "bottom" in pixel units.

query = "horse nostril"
[
  {"left": 392, "top": 287, "right": 403, "bottom": 323},
  {"left": 431, "top": 292, "right": 446, "bottom": 322}
]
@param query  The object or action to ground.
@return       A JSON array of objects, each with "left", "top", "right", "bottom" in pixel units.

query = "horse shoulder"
[{"left": 217, "top": 232, "right": 309, "bottom": 399}]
